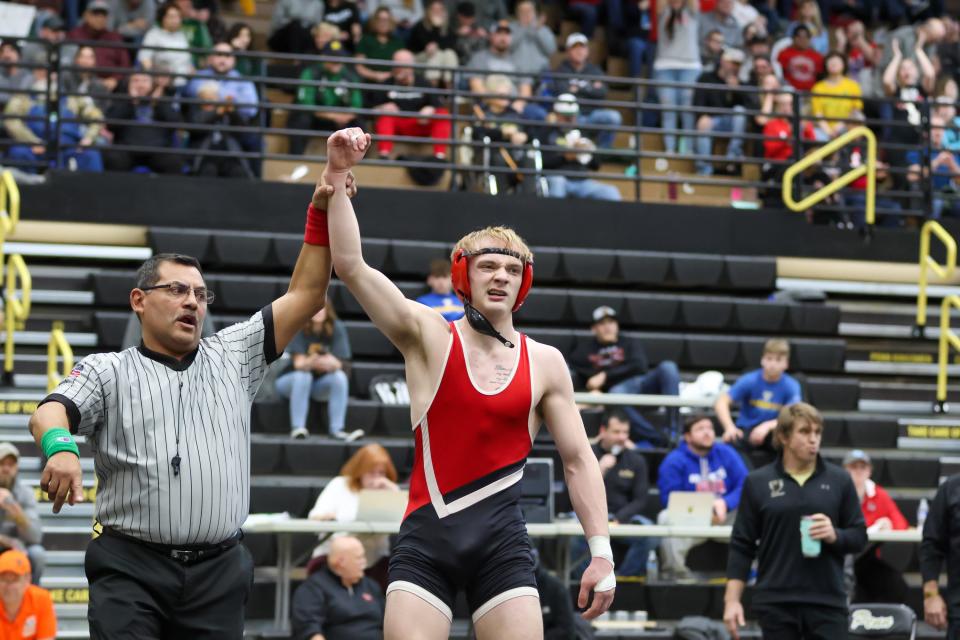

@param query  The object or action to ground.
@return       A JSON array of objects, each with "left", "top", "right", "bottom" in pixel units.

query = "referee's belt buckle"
[{"left": 169, "top": 549, "right": 205, "bottom": 563}]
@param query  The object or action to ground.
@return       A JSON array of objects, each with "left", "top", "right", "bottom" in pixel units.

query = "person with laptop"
[
  {"left": 656, "top": 414, "right": 747, "bottom": 579},
  {"left": 723, "top": 403, "right": 866, "bottom": 640},
  {"left": 306, "top": 444, "right": 401, "bottom": 589},
  {"left": 292, "top": 535, "right": 385, "bottom": 640}
]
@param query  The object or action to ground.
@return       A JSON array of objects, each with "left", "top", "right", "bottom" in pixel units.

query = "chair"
[
  {"left": 567, "top": 292, "right": 621, "bottom": 326},
  {"left": 148, "top": 227, "right": 211, "bottom": 260},
  {"left": 362, "top": 239, "right": 391, "bottom": 272},
  {"left": 670, "top": 254, "right": 724, "bottom": 288},
  {"left": 529, "top": 247, "right": 563, "bottom": 283},
  {"left": 724, "top": 256, "right": 777, "bottom": 291},
  {"left": 94, "top": 312, "right": 130, "bottom": 349},
  {"left": 515, "top": 289, "right": 570, "bottom": 325},
  {"left": 209, "top": 232, "right": 273, "bottom": 269},
  {"left": 680, "top": 297, "right": 734, "bottom": 330},
  {"left": 562, "top": 248, "right": 617, "bottom": 284},
  {"left": 525, "top": 329, "right": 577, "bottom": 355},
  {"left": 845, "top": 418, "right": 898, "bottom": 449},
  {"left": 685, "top": 336, "right": 741, "bottom": 369},
  {"left": 820, "top": 415, "right": 846, "bottom": 447},
  {"left": 215, "top": 275, "right": 282, "bottom": 312},
  {"left": 92, "top": 272, "right": 136, "bottom": 307},
  {"left": 345, "top": 399, "right": 381, "bottom": 434},
  {"left": 272, "top": 234, "right": 303, "bottom": 270},
  {"left": 251, "top": 442, "right": 282, "bottom": 474},
  {"left": 616, "top": 250, "right": 670, "bottom": 286},
  {"left": 622, "top": 294, "right": 679, "bottom": 328},
  {"left": 285, "top": 441, "right": 347, "bottom": 477},
  {"left": 733, "top": 301, "right": 788, "bottom": 333},
  {"left": 791, "top": 339, "right": 846, "bottom": 373},
  {"left": 379, "top": 404, "right": 413, "bottom": 436},
  {"left": 351, "top": 362, "right": 404, "bottom": 399},
  {"left": 252, "top": 401, "right": 290, "bottom": 435},
  {"left": 885, "top": 458, "right": 939, "bottom": 488},
  {"left": 805, "top": 377, "right": 860, "bottom": 411},
  {"left": 390, "top": 239, "right": 450, "bottom": 276},
  {"left": 631, "top": 333, "right": 684, "bottom": 365},
  {"left": 250, "top": 485, "right": 312, "bottom": 518},
  {"left": 345, "top": 322, "right": 399, "bottom": 358},
  {"left": 789, "top": 304, "right": 841, "bottom": 335},
  {"left": 849, "top": 603, "right": 916, "bottom": 639}
]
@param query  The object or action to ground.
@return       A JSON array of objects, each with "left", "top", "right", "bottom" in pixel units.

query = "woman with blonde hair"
[{"left": 306, "top": 443, "right": 401, "bottom": 585}]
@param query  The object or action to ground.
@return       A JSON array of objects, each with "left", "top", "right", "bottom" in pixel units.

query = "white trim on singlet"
[
  {"left": 527, "top": 344, "right": 538, "bottom": 443},
  {"left": 412, "top": 331, "right": 455, "bottom": 431},
  {"left": 386, "top": 580, "right": 453, "bottom": 622},
  {"left": 420, "top": 416, "right": 526, "bottom": 518},
  {"left": 454, "top": 322, "right": 522, "bottom": 396},
  {"left": 471, "top": 586, "right": 540, "bottom": 623}
]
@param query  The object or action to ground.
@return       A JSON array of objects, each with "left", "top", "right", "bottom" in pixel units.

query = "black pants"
[
  {"left": 103, "top": 149, "right": 184, "bottom": 174},
  {"left": 85, "top": 533, "right": 253, "bottom": 639},
  {"left": 754, "top": 603, "right": 847, "bottom": 640}
]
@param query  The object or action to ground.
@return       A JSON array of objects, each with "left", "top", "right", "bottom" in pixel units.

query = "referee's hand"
[{"left": 40, "top": 452, "right": 83, "bottom": 514}]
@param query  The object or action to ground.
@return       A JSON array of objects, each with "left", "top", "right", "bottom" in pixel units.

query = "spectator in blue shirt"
[
  {"left": 715, "top": 338, "right": 801, "bottom": 451},
  {"left": 415, "top": 259, "right": 464, "bottom": 321},
  {"left": 656, "top": 413, "right": 747, "bottom": 578},
  {"left": 183, "top": 41, "right": 262, "bottom": 174}
]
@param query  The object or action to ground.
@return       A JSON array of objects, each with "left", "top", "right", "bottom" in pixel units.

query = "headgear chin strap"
[{"left": 462, "top": 301, "right": 515, "bottom": 348}]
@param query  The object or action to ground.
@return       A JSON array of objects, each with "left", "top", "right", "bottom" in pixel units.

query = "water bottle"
[
  {"left": 918, "top": 498, "right": 930, "bottom": 529},
  {"left": 646, "top": 550, "right": 659, "bottom": 583}
]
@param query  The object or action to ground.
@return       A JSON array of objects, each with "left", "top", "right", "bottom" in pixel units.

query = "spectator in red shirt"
[
  {"left": 66, "top": 0, "right": 131, "bottom": 91},
  {"left": 844, "top": 449, "right": 908, "bottom": 532},
  {"left": 777, "top": 24, "right": 823, "bottom": 92},
  {"left": 844, "top": 449, "right": 910, "bottom": 604}
]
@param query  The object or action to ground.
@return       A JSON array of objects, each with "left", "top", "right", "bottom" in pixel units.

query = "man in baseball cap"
[
  {"left": 569, "top": 306, "right": 682, "bottom": 446},
  {"left": 66, "top": 0, "right": 132, "bottom": 88},
  {"left": 0, "top": 549, "right": 56, "bottom": 639},
  {"left": 0, "top": 442, "right": 45, "bottom": 586}
]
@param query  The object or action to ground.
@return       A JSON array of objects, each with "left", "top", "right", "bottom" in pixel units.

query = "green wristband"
[{"left": 41, "top": 428, "right": 79, "bottom": 459}]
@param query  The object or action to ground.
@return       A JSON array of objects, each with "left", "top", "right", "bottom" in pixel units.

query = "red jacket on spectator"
[
  {"left": 861, "top": 480, "right": 909, "bottom": 530},
  {"left": 778, "top": 46, "right": 823, "bottom": 91},
  {"left": 66, "top": 24, "right": 131, "bottom": 78},
  {"left": 763, "top": 117, "right": 815, "bottom": 161}
]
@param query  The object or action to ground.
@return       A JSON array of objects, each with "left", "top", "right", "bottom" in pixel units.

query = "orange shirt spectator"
[{"left": 0, "top": 550, "right": 56, "bottom": 640}]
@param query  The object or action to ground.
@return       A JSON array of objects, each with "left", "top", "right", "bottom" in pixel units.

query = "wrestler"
[{"left": 325, "top": 127, "right": 615, "bottom": 639}]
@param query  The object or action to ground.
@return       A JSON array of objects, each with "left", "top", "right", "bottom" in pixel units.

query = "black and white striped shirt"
[{"left": 41, "top": 306, "right": 278, "bottom": 545}]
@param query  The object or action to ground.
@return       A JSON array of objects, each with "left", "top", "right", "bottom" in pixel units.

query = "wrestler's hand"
[
  {"left": 312, "top": 170, "right": 357, "bottom": 209},
  {"left": 40, "top": 451, "right": 83, "bottom": 514},
  {"left": 326, "top": 127, "right": 371, "bottom": 175},
  {"left": 578, "top": 557, "right": 615, "bottom": 620}
]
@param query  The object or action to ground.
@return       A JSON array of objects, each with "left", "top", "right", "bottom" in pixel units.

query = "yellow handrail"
[
  {"left": 47, "top": 321, "right": 73, "bottom": 393},
  {"left": 0, "top": 171, "right": 21, "bottom": 269},
  {"left": 782, "top": 126, "right": 877, "bottom": 226},
  {"left": 915, "top": 221, "right": 957, "bottom": 337},
  {"left": 936, "top": 295, "right": 960, "bottom": 411},
  {"left": 4, "top": 254, "right": 31, "bottom": 380}
]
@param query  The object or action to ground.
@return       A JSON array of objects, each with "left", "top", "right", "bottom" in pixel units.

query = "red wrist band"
[{"left": 304, "top": 203, "right": 329, "bottom": 246}]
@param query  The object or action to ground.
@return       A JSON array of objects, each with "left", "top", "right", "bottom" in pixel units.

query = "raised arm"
[
  {"left": 536, "top": 344, "right": 614, "bottom": 620},
  {"left": 882, "top": 39, "right": 903, "bottom": 96},
  {"left": 270, "top": 171, "right": 357, "bottom": 354},
  {"left": 325, "top": 127, "right": 438, "bottom": 352}
]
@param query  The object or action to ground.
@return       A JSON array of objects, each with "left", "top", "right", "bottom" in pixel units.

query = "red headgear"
[{"left": 451, "top": 247, "right": 534, "bottom": 312}]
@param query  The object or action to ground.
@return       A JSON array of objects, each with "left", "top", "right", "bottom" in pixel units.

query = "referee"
[{"left": 27, "top": 164, "right": 357, "bottom": 638}]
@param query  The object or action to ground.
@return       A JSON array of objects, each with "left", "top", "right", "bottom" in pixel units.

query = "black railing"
[{"left": 0, "top": 37, "right": 954, "bottom": 223}]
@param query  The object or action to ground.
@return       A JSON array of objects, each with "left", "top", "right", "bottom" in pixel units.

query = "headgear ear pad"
[{"left": 451, "top": 248, "right": 533, "bottom": 312}]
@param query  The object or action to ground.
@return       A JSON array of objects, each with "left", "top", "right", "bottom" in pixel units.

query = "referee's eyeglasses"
[{"left": 141, "top": 281, "right": 215, "bottom": 305}]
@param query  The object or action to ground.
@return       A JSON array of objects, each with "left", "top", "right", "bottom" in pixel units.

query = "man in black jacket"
[
  {"left": 692, "top": 47, "right": 749, "bottom": 176},
  {"left": 569, "top": 306, "right": 679, "bottom": 446},
  {"left": 292, "top": 536, "right": 385, "bottom": 640},
  {"left": 103, "top": 72, "right": 183, "bottom": 174},
  {"left": 723, "top": 402, "right": 867, "bottom": 640},
  {"left": 921, "top": 473, "right": 960, "bottom": 637}
]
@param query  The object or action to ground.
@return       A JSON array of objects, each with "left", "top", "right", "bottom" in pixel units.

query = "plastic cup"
[{"left": 800, "top": 515, "right": 821, "bottom": 557}]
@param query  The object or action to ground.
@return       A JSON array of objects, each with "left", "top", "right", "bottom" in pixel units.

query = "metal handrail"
[
  {"left": 936, "top": 295, "right": 960, "bottom": 413},
  {"left": 3, "top": 254, "right": 31, "bottom": 384},
  {"left": 781, "top": 125, "right": 877, "bottom": 226},
  {"left": 914, "top": 221, "right": 957, "bottom": 338},
  {"left": 47, "top": 321, "right": 74, "bottom": 393},
  {"left": 0, "top": 171, "right": 20, "bottom": 269}
]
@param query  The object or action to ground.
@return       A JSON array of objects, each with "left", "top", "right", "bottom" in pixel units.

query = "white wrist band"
[{"left": 588, "top": 536, "right": 614, "bottom": 564}]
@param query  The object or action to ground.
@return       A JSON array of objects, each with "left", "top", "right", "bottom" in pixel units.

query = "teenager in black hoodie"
[{"left": 723, "top": 402, "right": 867, "bottom": 639}]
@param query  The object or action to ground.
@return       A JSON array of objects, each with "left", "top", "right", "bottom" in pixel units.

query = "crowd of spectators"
[{"left": 0, "top": 0, "right": 958, "bottom": 216}]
